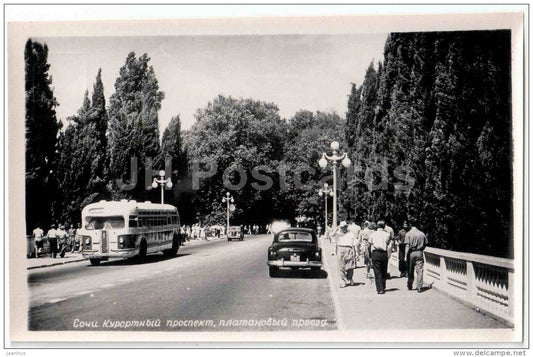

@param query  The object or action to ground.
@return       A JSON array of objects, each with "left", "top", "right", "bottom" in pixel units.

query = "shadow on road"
[
  {"left": 86, "top": 253, "right": 192, "bottom": 267},
  {"left": 384, "top": 288, "right": 400, "bottom": 293},
  {"left": 270, "top": 268, "right": 328, "bottom": 279}
]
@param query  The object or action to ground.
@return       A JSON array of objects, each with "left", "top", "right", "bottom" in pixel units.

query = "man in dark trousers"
[
  {"left": 405, "top": 221, "right": 429, "bottom": 292},
  {"left": 397, "top": 222, "right": 409, "bottom": 277},
  {"left": 46, "top": 224, "right": 58, "bottom": 258},
  {"left": 369, "top": 220, "right": 391, "bottom": 295}
]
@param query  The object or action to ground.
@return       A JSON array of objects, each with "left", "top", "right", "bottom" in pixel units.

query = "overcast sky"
[{"left": 38, "top": 34, "right": 388, "bottom": 132}]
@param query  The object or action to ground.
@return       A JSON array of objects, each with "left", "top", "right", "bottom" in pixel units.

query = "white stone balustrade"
[{"left": 423, "top": 247, "right": 514, "bottom": 327}]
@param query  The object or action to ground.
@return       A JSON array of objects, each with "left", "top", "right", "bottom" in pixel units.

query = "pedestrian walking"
[
  {"left": 397, "top": 222, "right": 409, "bottom": 277},
  {"left": 32, "top": 224, "right": 44, "bottom": 258},
  {"left": 348, "top": 220, "right": 361, "bottom": 266},
  {"left": 369, "top": 220, "right": 391, "bottom": 294},
  {"left": 66, "top": 224, "right": 75, "bottom": 252},
  {"left": 384, "top": 223, "right": 395, "bottom": 252},
  {"left": 405, "top": 222, "right": 429, "bottom": 293},
  {"left": 46, "top": 224, "right": 58, "bottom": 258},
  {"left": 384, "top": 221, "right": 395, "bottom": 279},
  {"left": 360, "top": 221, "right": 376, "bottom": 278},
  {"left": 57, "top": 225, "right": 68, "bottom": 258},
  {"left": 335, "top": 221, "right": 357, "bottom": 288},
  {"left": 74, "top": 223, "right": 82, "bottom": 252}
]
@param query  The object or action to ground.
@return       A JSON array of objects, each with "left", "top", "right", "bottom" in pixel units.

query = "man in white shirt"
[
  {"left": 335, "top": 221, "right": 357, "bottom": 288},
  {"left": 369, "top": 221, "right": 391, "bottom": 294},
  {"left": 348, "top": 221, "right": 361, "bottom": 266},
  {"left": 46, "top": 224, "right": 58, "bottom": 258},
  {"left": 57, "top": 225, "right": 68, "bottom": 258},
  {"left": 32, "top": 225, "right": 44, "bottom": 257}
]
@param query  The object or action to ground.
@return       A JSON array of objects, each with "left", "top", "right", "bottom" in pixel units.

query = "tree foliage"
[
  {"left": 26, "top": 32, "right": 512, "bottom": 259},
  {"left": 160, "top": 115, "right": 194, "bottom": 222},
  {"left": 343, "top": 31, "right": 512, "bottom": 258},
  {"left": 54, "top": 70, "right": 109, "bottom": 224},
  {"left": 184, "top": 95, "right": 287, "bottom": 225},
  {"left": 25, "top": 39, "right": 61, "bottom": 232},
  {"left": 107, "top": 52, "right": 164, "bottom": 201},
  {"left": 282, "top": 110, "right": 346, "bottom": 226}
]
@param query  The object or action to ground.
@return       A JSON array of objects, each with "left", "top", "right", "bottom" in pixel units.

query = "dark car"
[
  {"left": 267, "top": 227, "right": 322, "bottom": 277},
  {"left": 228, "top": 226, "right": 244, "bottom": 241}
]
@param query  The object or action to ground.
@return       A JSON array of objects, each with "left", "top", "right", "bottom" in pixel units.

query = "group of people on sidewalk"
[
  {"left": 327, "top": 219, "right": 429, "bottom": 295},
  {"left": 32, "top": 223, "right": 82, "bottom": 258}
]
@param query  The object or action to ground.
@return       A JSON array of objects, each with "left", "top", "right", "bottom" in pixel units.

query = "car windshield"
[
  {"left": 85, "top": 216, "right": 125, "bottom": 230},
  {"left": 277, "top": 231, "right": 313, "bottom": 242}
]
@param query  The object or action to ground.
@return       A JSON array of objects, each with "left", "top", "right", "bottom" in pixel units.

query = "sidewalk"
[
  {"left": 26, "top": 235, "right": 232, "bottom": 270},
  {"left": 320, "top": 237, "right": 507, "bottom": 329},
  {"left": 26, "top": 252, "right": 87, "bottom": 270}
]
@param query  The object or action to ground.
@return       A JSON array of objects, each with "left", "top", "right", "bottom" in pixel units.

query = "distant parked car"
[
  {"left": 227, "top": 226, "right": 244, "bottom": 241},
  {"left": 267, "top": 227, "right": 322, "bottom": 277}
]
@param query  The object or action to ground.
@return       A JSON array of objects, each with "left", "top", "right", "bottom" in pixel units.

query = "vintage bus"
[{"left": 78, "top": 200, "right": 182, "bottom": 266}]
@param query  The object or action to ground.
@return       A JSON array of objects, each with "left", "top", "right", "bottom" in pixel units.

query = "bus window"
[
  {"left": 86, "top": 216, "right": 125, "bottom": 230},
  {"left": 129, "top": 216, "right": 138, "bottom": 228}
]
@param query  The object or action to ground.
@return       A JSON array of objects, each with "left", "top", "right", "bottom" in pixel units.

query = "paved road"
[{"left": 28, "top": 234, "right": 336, "bottom": 331}]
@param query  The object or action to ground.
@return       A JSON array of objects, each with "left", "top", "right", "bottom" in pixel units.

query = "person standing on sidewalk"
[
  {"left": 397, "top": 222, "right": 409, "bottom": 277},
  {"left": 46, "top": 224, "right": 58, "bottom": 258},
  {"left": 32, "top": 224, "right": 44, "bottom": 257},
  {"left": 335, "top": 221, "right": 357, "bottom": 288},
  {"left": 369, "top": 220, "right": 391, "bottom": 295},
  {"left": 405, "top": 222, "right": 428, "bottom": 293}
]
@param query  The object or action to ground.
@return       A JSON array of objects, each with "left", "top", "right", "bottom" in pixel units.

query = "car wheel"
[
  {"left": 269, "top": 266, "right": 278, "bottom": 278},
  {"left": 89, "top": 258, "right": 100, "bottom": 266}
]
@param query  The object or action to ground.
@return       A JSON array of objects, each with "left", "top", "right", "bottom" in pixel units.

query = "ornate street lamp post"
[
  {"left": 151, "top": 170, "right": 173, "bottom": 204},
  {"left": 318, "top": 141, "right": 351, "bottom": 231},
  {"left": 318, "top": 183, "right": 334, "bottom": 236},
  {"left": 222, "top": 192, "right": 234, "bottom": 238}
]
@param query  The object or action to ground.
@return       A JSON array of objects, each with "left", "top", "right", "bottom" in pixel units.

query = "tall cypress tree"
[
  {"left": 107, "top": 52, "right": 164, "bottom": 201},
  {"left": 55, "top": 70, "right": 109, "bottom": 224},
  {"left": 344, "top": 30, "right": 512, "bottom": 257},
  {"left": 25, "top": 39, "right": 61, "bottom": 232}
]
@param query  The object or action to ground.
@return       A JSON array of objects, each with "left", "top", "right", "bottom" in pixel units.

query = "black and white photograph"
[{"left": 6, "top": 4, "right": 527, "bottom": 350}]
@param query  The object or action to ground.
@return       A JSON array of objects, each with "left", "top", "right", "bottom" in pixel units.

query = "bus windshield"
[{"left": 85, "top": 216, "right": 125, "bottom": 230}]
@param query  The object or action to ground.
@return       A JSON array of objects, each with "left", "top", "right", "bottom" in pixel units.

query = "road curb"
[
  {"left": 27, "top": 257, "right": 87, "bottom": 270},
  {"left": 321, "top": 238, "right": 344, "bottom": 331}
]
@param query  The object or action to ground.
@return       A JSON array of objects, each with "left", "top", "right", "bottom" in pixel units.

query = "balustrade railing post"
[
  {"left": 439, "top": 256, "right": 447, "bottom": 292},
  {"left": 508, "top": 270, "right": 514, "bottom": 319},
  {"left": 466, "top": 261, "right": 476, "bottom": 305}
]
